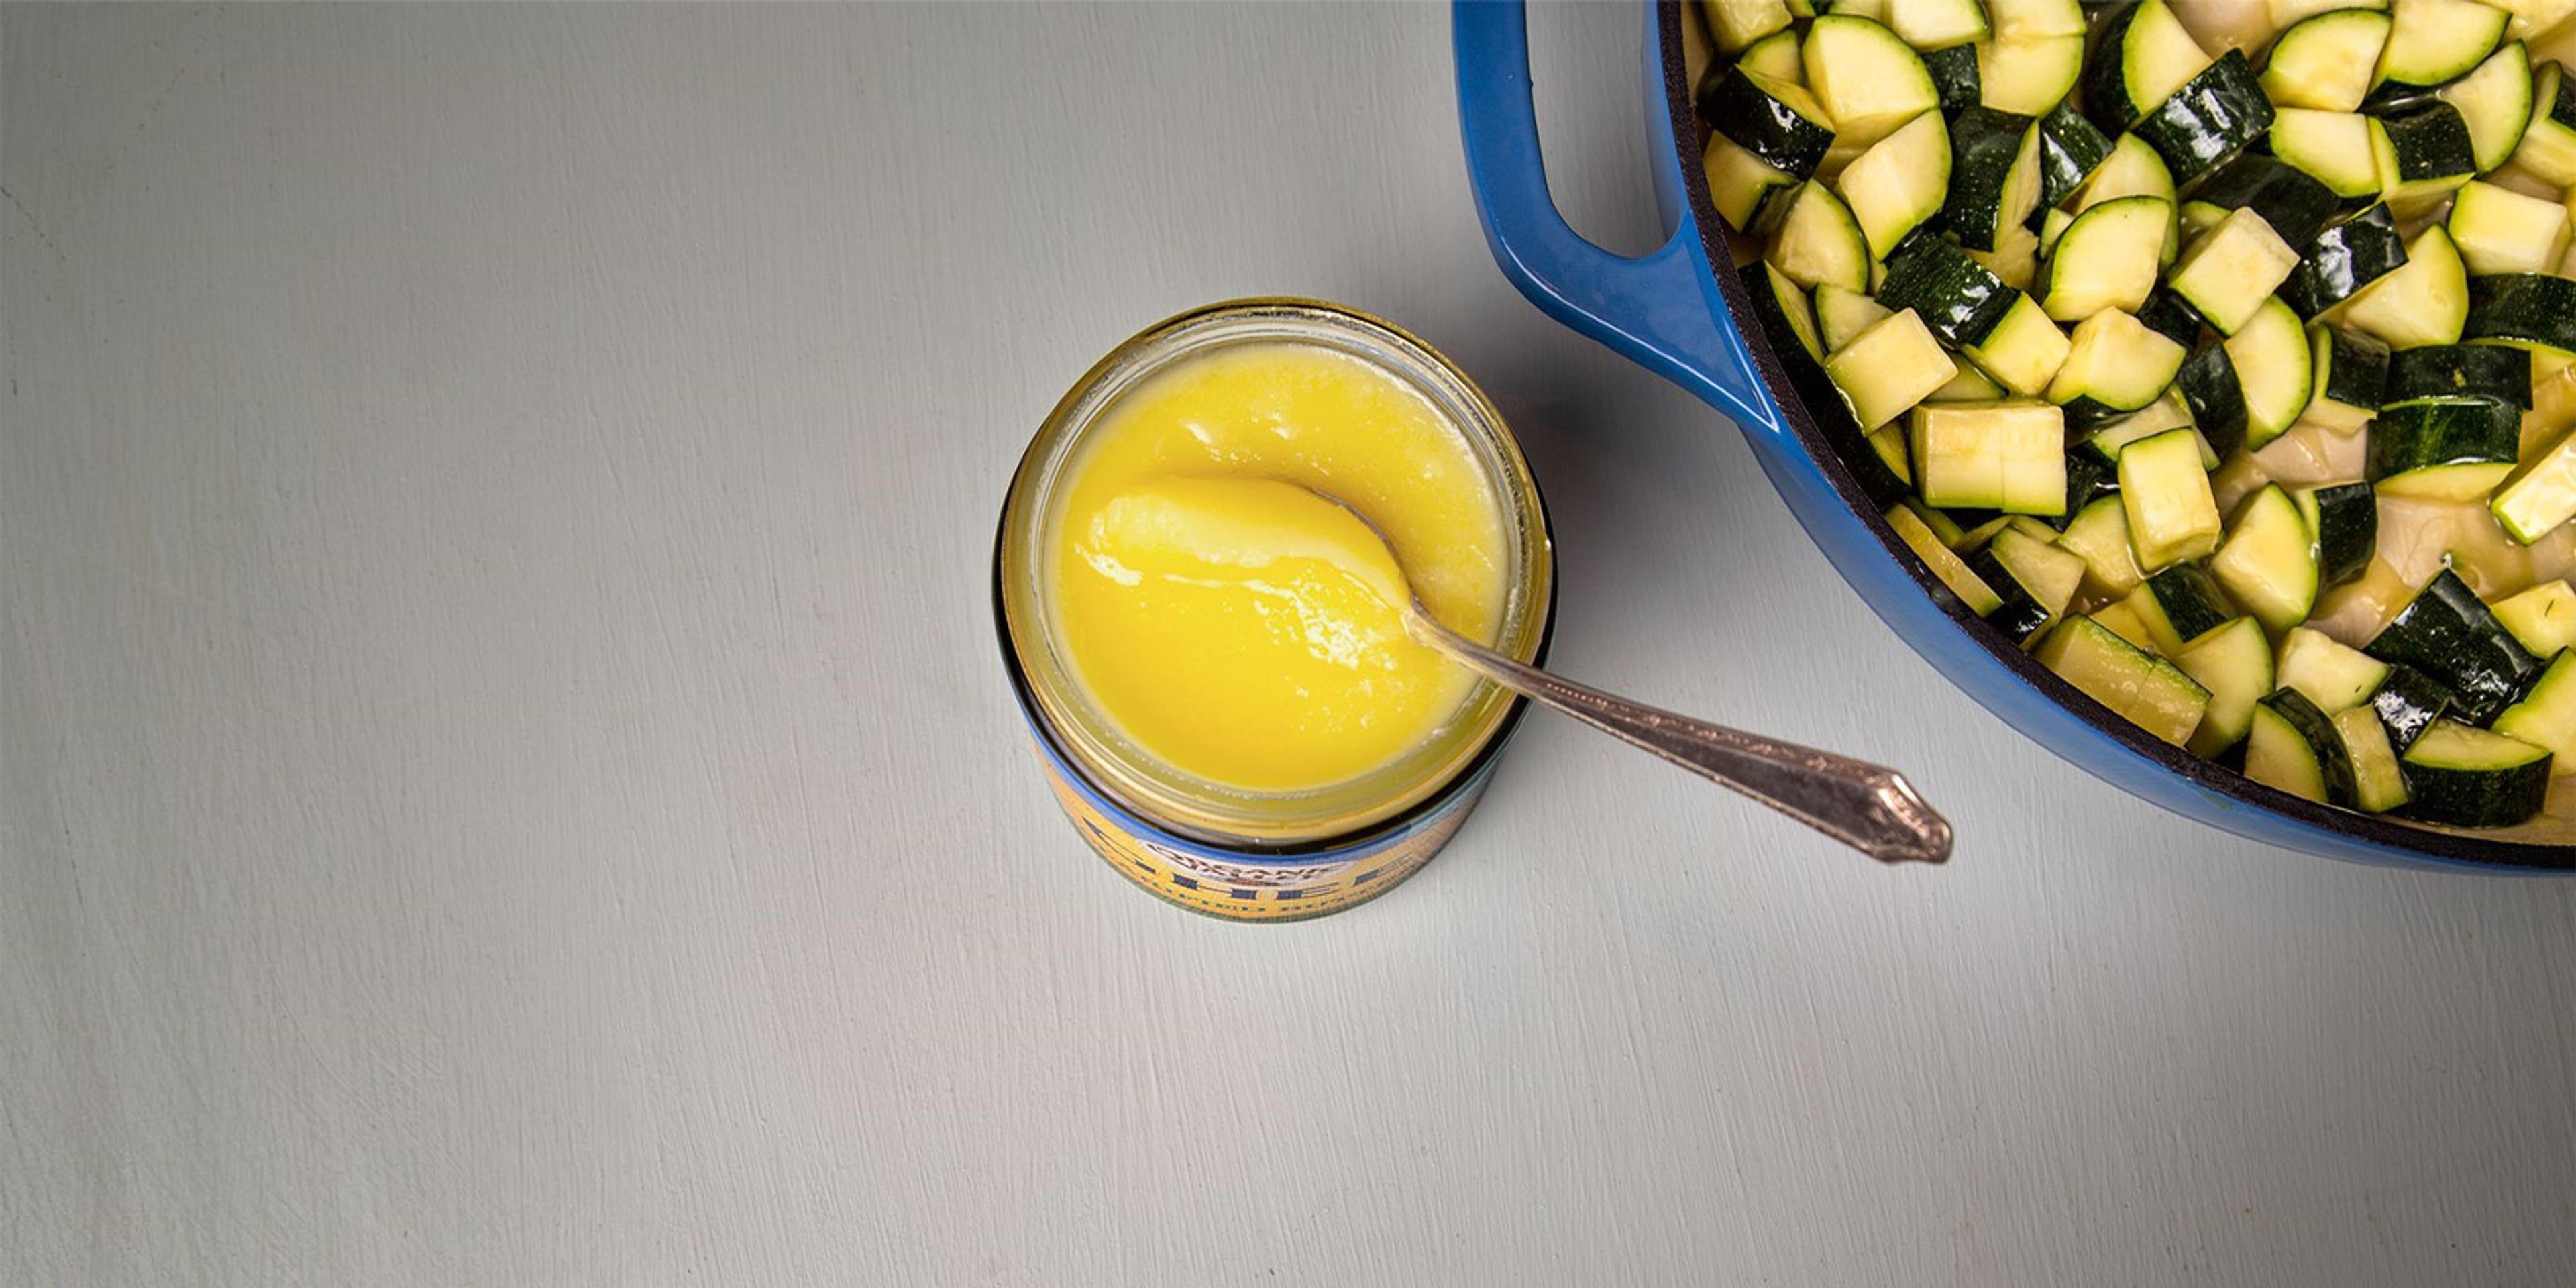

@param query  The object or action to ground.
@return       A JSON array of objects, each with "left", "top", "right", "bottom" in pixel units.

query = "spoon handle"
[{"left": 1409, "top": 615, "right": 1953, "bottom": 865}]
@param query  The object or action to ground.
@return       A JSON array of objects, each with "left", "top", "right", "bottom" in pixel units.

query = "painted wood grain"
[{"left": 5, "top": 5, "right": 2572, "bottom": 1285}]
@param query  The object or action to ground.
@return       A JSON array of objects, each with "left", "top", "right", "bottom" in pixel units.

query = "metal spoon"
[{"left": 1324, "top": 494, "right": 1953, "bottom": 865}]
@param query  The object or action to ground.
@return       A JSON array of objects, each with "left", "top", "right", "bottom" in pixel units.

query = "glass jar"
[{"left": 994, "top": 299, "right": 1554, "bottom": 919}]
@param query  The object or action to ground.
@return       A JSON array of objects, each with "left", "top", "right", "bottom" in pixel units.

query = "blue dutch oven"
[{"left": 1453, "top": 1, "right": 2571, "bottom": 872}]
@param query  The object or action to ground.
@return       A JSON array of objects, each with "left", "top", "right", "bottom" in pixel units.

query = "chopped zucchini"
[
  {"left": 2326, "top": 225, "right": 2469, "bottom": 350},
  {"left": 2080, "top": 0, "right": 2213, "bottom": 133},
  {"left": 2041, "top": 195, "right": 2172, "bottom": 319},
  {"left": 1943, "top": 109, "right": 2046, "bottom": 253},
  {"left": 1876, "top": 235, "right": 2019, "bottom": 345},
  {"left": 2168, "top": 208, "right": 2300, "bottom": 335},
  {"left": 2369, "top": 663, "right": 2460, "bottom": 751},
  {"left": 2363, "top": 566, "right": 2548, "bottom": 723},
  {"left": 2462, "top": 271, "right": 2576, "bottom": 357},
  {"left": 1888, "top": 501, "right": 2006, "bottom": 614},
  {"left": 2334, "top": 704, "right": 2415, "bottom": 810},
  {"left": 2262, "top": 8, "right": 2392, "bottom": 113},
  {"left": 2490, "top": 579, "right": 2576, "bottom": 655},
  {"left": 2374, "top": 0, "right": 2509, "bottom": 93},
  {"left": 2048, "top": 308, "right": 2186, "bottom": 412},
  {"left": 2434, "top": 41, "right": 2534, "bottom": 172},
  {"left": 2365, "top": 398, "right": 2522, "bottom": 499},
  {"left": 2304, "top": 325, "right": 2388, "bottom": 435},
  {"left": 2226, "top": 297, "right": 2316, "bottom": 451},
  {"left": 1735, "top": 26, "right": 1808, "bottom": 84},
  {"left": 2279, "top": 624, "right": 2393, "bottom": 713},
  {"left": 1839, "top": 110, "right": 1955, "bottom": 256},
  {"left": 2507, "top": 58, "right": 2576, "bottom": 186},
  {"left": 1886, "top": 0, "right": 1992, "bottom": 50},
  {"left": 2133, "top": 50, "right": 2276, "bottom": 189},
  {"left": 1815, "top": 282, "right": 1894, "bottom": 352},
  {"left": 1701, "top": 0, "right": 1796, "bottom": 54},
  {"left": 1927, "top": 362, "right": 2011, "bottom": 402},
  {"left": 2143, "top": 561, "right": 2241, "bottom": 648},
  {"left": 2280, "top": 203, "right": 2408, "bottom": 319},
  {"left": 2447, "top": 180, "right": 2571, "bottom": 277},
  {"left": 1988, "top": 0, "right": 2085, "bottom": 40},
  {"left": 2033, "top": 101, "right": 2114, "bottom": 213},
  {"left": 1968, "top": 525, "right": 2088, "bottom": 643},
  {"left": 1707, "top": 131, "right": 1801, "bottom": 231},
  {"left": 1827, "top": 307, "right": 1962, "bottom": 431},
  {"left": 2400, "top": 719, "right": 2553, "bottom": 824},
  {"left": 1805, "top": 14, "right": 1943, "bottom": 146},
  {"left": 2137, "top": 289, "right": 2208, "bottom": 347},
  {"left": 2491, "top": 648, "right": 2576, "bottom": 775},
  {"left": 1700, "top": 66, "right": 1839, "bottom": 180},
  {"left": 1963, "top": 293, "right": 2073, "bottom": 396},
  {"left": 2185, "top": 154, "right": 2339, "bottom": 251},
  {"left": 2247, "top": 687, "right": 2360, "bottom": 804},
  {"left": 2119, "top": 426, "right": 2225, "bottom": 570},
  {"left": 2081, "top": 390, "right": 2208, "bottom": 464},
  {"left": 1978, "top": 35, "right": 2088, "bottom": 115},
  {"left": 2383, "top": 342, "right": 2532, "bottom": 407},
  {"left": 2291, "top": 480, "right": 2379, "bottom": 586},
  {"left": 2490, "top": 422, "right": 2576, "bottom": 543},
  {"left": 1925, "top": 43, "right": 1984, "bottom": 115},
  {"left": 1766, "top": 184, "right": 1874, "bottom": 293},
  {"left": 2176, "top": 342, "right": 2251, "bottom": 458},
  {"left": 1908, "top": 399, "right": 2070, "bottom": 515},
  {"left": 2178, "top": 616, "right": 2276, "bottom": 756},
  {"left": 2375, "top": 103, "right": 2479, "bottom": 215},
  {"left": 2057, "top": 494, "right": 2146, "bottom": 598},
  {"left": 2214, "top": 484, "right": 2322, "bottom": 633},
  {"left": 2269, "top": 109, "right": 2390, "bottom": 199},
  {"left": 2036, "top": 614, "right": 2214, "bottom": 746}
]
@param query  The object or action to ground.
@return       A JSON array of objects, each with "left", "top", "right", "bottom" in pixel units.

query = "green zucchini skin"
[
  {"left": 2135, "top": 290, "right": 2206, "bottom": 347},
  {"left": 2314, "top": 327, "right": 2388, "bottom": 414},
  {"left": 2377, "top": 102, "right": 2478, "bottom": 188},
  {"left": 2261, "top": 687, "right": 2361, "bottom": 807},
  {"left": 2369, "top": 664, "right": 2458, "bottom": 753},
  {"left": 2147, "top": 561, "right": 2239, "bottom": 645},
  {"left": 2305, "top": 480, "right": 2377, "bottom": 588},
  {"left": 2280, "top": 204, "right": 2408, "bottom": 318},
  {"left": 1698, "top": 67, "right": 1836, "bottom": 178},
  {"left": 2385, "top": 344, "right": 2532, "bottom": 408},
  {"left": 1925, "top": 44, "right": 1982, "bottom": 117},
  {"left": 2364, "top": 398, "right": 2522, "bottom": 488},
  {"left": 1735, "top": 262, "right": 1912, "bottom": 508},
  {"left": 2463, "top": 272, "right": 2576, "bottom": 354},
  {"left": 1876, "top": 235, "right": 2017, "bottom": 346},
  {"left": 2361, "top": 79, "right": 2448, "bottom": 115},
  {"left": 2175, "top": 342, "right": 2247, "bottom": 458},
  {"left": 2400, "top": 725, "right": 2554, "bottom": 827},
  {"left": 2055, "top": 450, "right": 2120, "bottom": 528},
  {"left": 1966, "top": 547, "right": 2057, "bottom": 643},
  {"left": 2363, "top": 568, "right": 2548, "bottom": 726},
  {"left": 2060, "top": 397, "right": 2138, "bottom": 435},
  {"left": 1943, "top": 108, "right": 2037, "bottom": 252},
  {"left": 2034, "top": 102, "right": 2113, "bottom": 217},
  {"left": 2133, "top": 50, "right": 2275, "bottom": 190},
  {"left": 2078, "top": 1, "right": 2153, "bottom": 135},
  {"left": 2186, "top": 154, "right": 2337, "bottom": 249}
]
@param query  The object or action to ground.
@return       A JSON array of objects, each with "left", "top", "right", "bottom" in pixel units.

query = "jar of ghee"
[{"left": 995, "top": 299, "right": 1554, "bottom": 920}]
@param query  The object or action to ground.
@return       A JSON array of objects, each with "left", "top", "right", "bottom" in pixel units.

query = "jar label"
[{"left": 1032, "top": 745, "right": 1489, "bottom": 921}]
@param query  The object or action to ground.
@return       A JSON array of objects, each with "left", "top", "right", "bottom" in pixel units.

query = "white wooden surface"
[{"left": 6, "top": 5, "right": 2573, "bottom": 1284}]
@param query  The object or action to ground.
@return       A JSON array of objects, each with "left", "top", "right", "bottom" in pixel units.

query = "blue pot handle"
[{"left": 1452, "top": 0, "right": 1779, "bottom": 433}]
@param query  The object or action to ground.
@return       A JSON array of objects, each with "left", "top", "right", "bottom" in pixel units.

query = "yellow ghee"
[{"left": 1046, "top": 342, "right": 1511, "bottom": 793}]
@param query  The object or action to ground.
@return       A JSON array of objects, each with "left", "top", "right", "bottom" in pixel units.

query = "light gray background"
[{"left": 7, "top": 4, "right": 2573, "bottom": 1285}]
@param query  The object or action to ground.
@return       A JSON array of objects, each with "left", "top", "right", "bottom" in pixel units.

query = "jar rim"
[{"left": 996, "top": 299, "right": 1554, "bottom": 845}]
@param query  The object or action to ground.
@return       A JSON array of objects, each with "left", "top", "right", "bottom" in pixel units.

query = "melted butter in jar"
[{"left": 1046, "top": 343, "right": 1509, "bottom": 794}]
